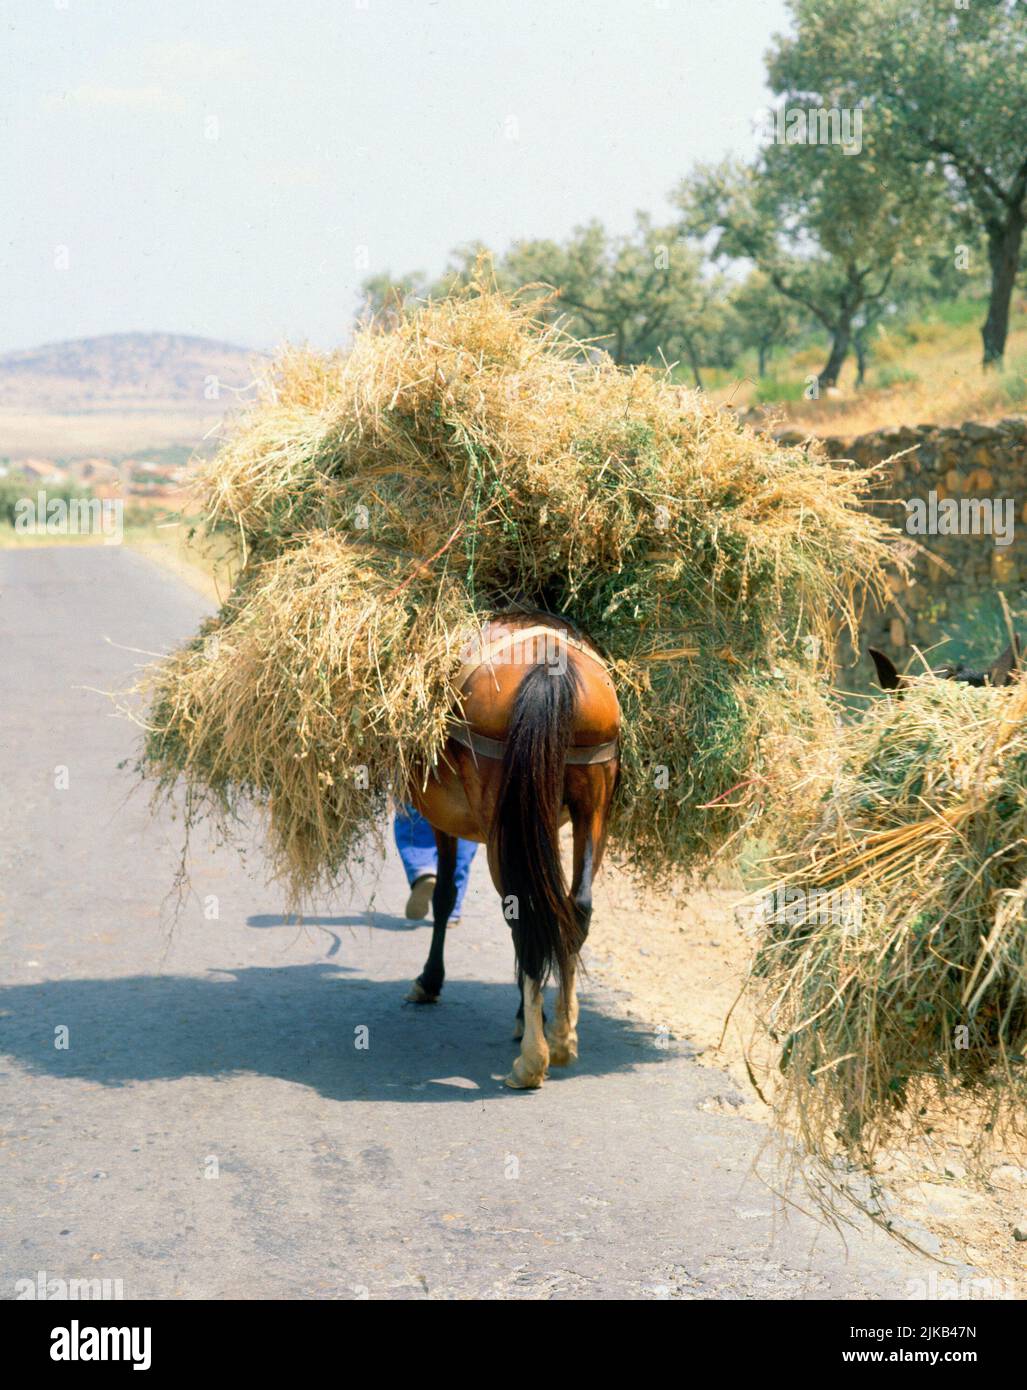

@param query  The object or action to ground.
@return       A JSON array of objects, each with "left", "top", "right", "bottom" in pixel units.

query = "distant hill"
[
  {"left": 0, "top": 333, "right": 265, "bottom": 413},
  {"left": 0, "top": 332, "right": 270, "bottom": 460}
]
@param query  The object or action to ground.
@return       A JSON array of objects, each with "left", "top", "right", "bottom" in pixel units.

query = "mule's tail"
[{"left": 493, "top": 661, "right": 583, "bottom": 991}]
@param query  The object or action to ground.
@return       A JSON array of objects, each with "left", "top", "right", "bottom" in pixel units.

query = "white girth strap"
[
  {"left": 453, "top": 623, "right": 610, "bottom": 694},
  {"left": 448, "top": 621, "right": 619, "bottom": 766}
]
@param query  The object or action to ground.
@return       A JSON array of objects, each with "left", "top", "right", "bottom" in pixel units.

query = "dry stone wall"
[{"left": 774, "top": 417, "right": 1027, "bottom": 674}]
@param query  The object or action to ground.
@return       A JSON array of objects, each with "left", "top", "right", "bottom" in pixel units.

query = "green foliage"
[
  {"left": 929, "top": 297, "right": 990, "bottom": 330},
  {"left": 360, "top": 0, "right": 1027, "bottom": 387},
  {"left": 0, "top": 472, "right": 94, "bottom": 527},
  {"left": 728, "top": 271, "right": 803, "bottom": 375},
  {"left": 770, "top": 0, "right": 1027, "bottom": 363},
  {"left": 501, "top": 216, "right": 731, "bottom": 376},
  {"left": 771, "top": 0, "right": 1027, "bottom": 219},
  {"left": 754, "top": 376, "right": 809, "bottom": 404},
  {"left": 1000, "top": 356, "right": 1027, "bottom": 404},
  {"left": 361, "top": 219, "right": 731, "bottom": 380},
  {"left": 875, "top": 363, "right": 919, "bottom": 390},
  {"left": 677, "top": 122, "right": 947, "bottom": 386},
  {"left": 0, "top": 473, "right": 27, "bottom": 526}
]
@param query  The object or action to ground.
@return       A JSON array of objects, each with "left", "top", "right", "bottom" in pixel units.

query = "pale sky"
[{"left": 1, "top": 0, "right": 790, "bottom": 353}]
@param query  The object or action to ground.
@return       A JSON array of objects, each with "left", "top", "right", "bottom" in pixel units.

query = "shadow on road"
[
  {"left": 0, "top": 964, "right": 671, "bottom": 1103},
  {"left": 247, "top": 912, "right": 417, "bottom": 932},
  {"left": 243, "top": 911, "right": 422, "bottom": 959},
  {"left": 245, "top": 912, "right": 419, "bottom": 957}
]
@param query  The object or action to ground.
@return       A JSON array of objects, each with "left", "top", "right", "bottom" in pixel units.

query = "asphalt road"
[{"left": 0, "top": 546, "right": 952, "bottom": 1300}]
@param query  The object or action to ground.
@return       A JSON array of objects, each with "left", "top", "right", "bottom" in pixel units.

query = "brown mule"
[
  {"left": 869, "top": 635, "right": 1021, "bottom": 692},
  {"left": 405, "top": 612, "right": 620, "bottom": 1089}
]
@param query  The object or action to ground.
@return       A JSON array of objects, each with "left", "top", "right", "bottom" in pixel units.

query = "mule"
[
  {"left": 404, "top": 611, "right": 620, "bottom": 1090},
  {"left": 868, "top": 635, "right": 1021, "bottom": 692}
]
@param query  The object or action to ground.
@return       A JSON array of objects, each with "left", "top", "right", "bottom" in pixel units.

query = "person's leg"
[
  {"left": 449, "top": 837, "right": 478, "bottom": 920},
  {"left": 394, "top": 804, "right": 438, "bottom": 885},
  {"left": 394, "top": 805, "right": 438, "bottom": 919}
]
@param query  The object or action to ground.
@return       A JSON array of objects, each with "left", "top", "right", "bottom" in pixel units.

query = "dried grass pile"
[
  {"left": 752, "top": 675, "right": 1027, "bottom": 1176},
  {"left": 140, "top": 284, "right": 894, "bottom": 901}
]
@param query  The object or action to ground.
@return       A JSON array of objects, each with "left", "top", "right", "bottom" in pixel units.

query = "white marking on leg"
[
  {"left": 548, "top": 954, "right": 579, "bottom": 1066},
  {"left": 505, "top": 978, "right": 548, "bottom": 1089},
  {"left": 405, "top": 980, "right": 438, "bottom": 1003}
]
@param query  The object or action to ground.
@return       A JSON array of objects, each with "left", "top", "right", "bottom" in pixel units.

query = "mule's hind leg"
[
  {"left": 513, "top": 965, "right": 525, "bottom": 1040},
  {"left": 548, "top": 767, "right": 614, "bottom": 1065},
  {"left": 548, "top": 835, "right": 588, "bottom": 1067},
  {"left": 505, "top": 975, "right": 549, "bottom": 1089},
  {"left": 406, "top": 830, "right": 457, "bottom": 1003},
  {"left": 549, "top": 955, "right": 580, "bottom": 1067},
  {"left": 513, "top": 965, "right": 548, "bottom": 1040}
]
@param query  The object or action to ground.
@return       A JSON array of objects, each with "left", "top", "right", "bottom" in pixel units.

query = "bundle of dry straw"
[
  {"left": 140, "top": 283, "right": 895, "bottom": 900},
  {"left": 752, "top": 674, "right": 1027, "bottom": 1170}
]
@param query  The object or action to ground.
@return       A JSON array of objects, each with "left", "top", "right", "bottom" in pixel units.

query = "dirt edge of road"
[{"left": 587, "top": 864, "right": 1025, "bottom": 1293}]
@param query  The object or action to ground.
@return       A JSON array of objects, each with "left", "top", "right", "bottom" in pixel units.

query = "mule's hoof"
[
  {"left": 503, "top": 1056, "right": 546, "bottom": 1090},
  {"left": 405, "top": 980, "right": 439, "bottom": 1004},
  {"left": 548, "top": 1039, "right": 578, "bottom": 1067}
]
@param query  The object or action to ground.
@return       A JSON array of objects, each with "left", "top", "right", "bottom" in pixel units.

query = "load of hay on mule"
[{"left": 141, "top": 284, "right": 896, "bottom": 905}]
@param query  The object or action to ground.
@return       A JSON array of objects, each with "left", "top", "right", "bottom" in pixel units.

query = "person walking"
[{"left": 393, "top": 803, "right": 478, "bottom": 926}]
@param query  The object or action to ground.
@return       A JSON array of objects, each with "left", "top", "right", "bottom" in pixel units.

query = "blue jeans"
[{"left": 393, "top": 805, "right": 478, "bottom": 916}]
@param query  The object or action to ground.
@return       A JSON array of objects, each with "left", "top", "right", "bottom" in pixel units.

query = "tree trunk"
[
  {"left": 614, "top": 324, "right": 626, "bottom": 366},
  {"left": 757, "top": 341, "right": 769, "bottom": 378},
  {"left": 684, "top": 338, "right": 704, "bottom": 390},
  {"left": 855, "top": 334, "right": 868, "bottom": 388},
  {"left": 982, "top": 213, "right": 1024, "bottom": 368},
  {"left": 818, "top": 316, "right": 852, "bottom": 390}
]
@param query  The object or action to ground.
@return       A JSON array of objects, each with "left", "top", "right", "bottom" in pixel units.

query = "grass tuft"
[{"left": 752, "top": 675, "right": 1027, "bottom": 1180}]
